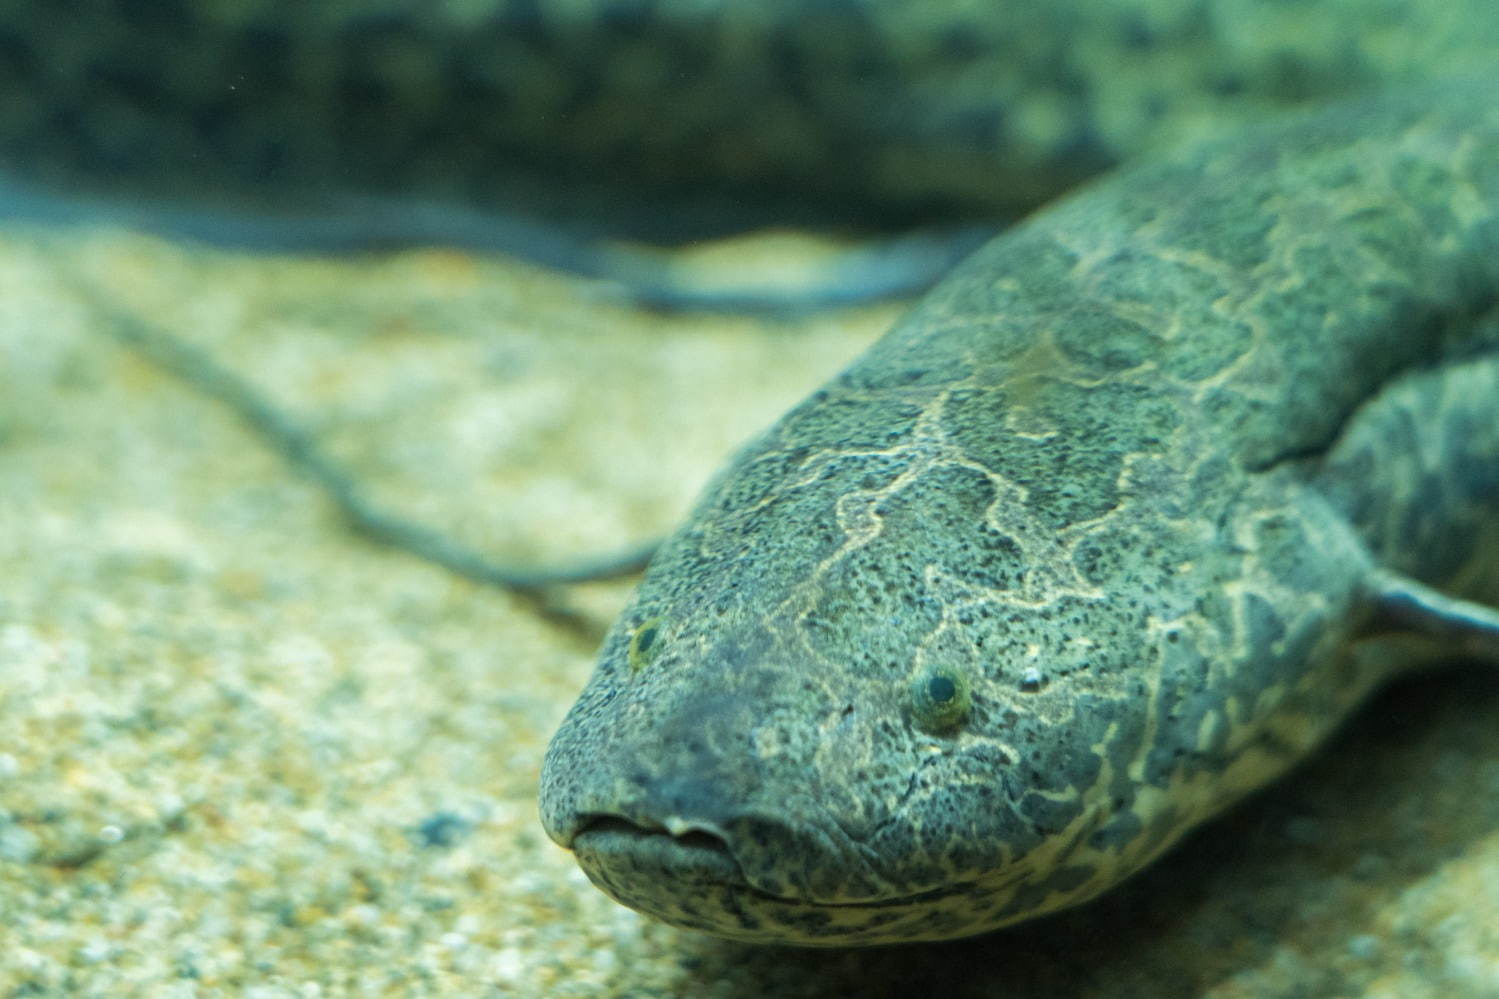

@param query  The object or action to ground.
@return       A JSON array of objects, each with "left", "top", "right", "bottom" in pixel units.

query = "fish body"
[{"left": 540, "top": 80, "right": 1499, "bottom": 945}]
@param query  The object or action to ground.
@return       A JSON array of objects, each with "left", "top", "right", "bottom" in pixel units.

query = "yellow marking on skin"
[{"left": 1197, "top": 709, "right": 1220, "bottom": 751}]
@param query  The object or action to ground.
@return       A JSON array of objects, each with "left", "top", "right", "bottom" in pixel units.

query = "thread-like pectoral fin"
[{"left": 1362, "top": 568, "right": 1499, "bottom": 660}]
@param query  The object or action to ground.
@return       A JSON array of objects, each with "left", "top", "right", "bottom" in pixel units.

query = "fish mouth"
[
  {"left": 566, "top": 813, "right": 996, "bottom": 945},
  {"left": 568, "top": 813, "right": 978, "bottom": 911},
  {"left": 570, "top": 815, "right": 749, "bottom": 889},
  {"left": 568, "top": 813, "right": 812, "bottom": 938}
]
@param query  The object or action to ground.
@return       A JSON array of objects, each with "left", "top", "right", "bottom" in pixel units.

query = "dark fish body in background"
[{"left": 3, "top": 1, "right": 1497, "bottom": 241}]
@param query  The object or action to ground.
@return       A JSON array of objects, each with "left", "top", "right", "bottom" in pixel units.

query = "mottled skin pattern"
[
  {"left": 4, "top": 1, "right": 1499, "bottom": 235},
  {"left": 18, "top": 1, "right": 1499, "bottom": 950},
  {"left": 541, "top": 83, "right": 1499, "bottom": 944}
]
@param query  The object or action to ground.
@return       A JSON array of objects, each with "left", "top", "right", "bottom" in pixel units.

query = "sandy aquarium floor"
[{"left": 1, "top": 223, "right": 1497, "bottom": 998}]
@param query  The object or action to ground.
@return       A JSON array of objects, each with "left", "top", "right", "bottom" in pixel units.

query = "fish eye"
[
  {"left": 627, "top": 617, "right": 664, "bottom": 673},
  {"left": 909, "top": 665, "right": 972, "bottom": 732}
]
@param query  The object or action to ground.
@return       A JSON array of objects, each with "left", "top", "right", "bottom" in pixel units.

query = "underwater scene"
[{"left": 2, "top": 2, "right": 1498, "bottom": 995}]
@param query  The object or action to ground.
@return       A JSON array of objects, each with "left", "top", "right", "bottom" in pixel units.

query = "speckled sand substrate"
[{"left": 1, "top": 227, "right": 1496, "bottom": 998}]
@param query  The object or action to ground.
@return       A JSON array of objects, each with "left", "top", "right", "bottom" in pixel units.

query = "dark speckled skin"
[{"left": 540, "top": 82, "right": 1499, "bottom": 944}]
